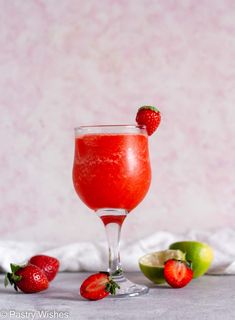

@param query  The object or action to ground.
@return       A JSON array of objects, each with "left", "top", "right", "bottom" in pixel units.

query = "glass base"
[
  {"left": 109, "top": 275, "right": 149, "bottom": 298},
  {"left": 97, "top": 209, "right": 149, "bottom": 298}
]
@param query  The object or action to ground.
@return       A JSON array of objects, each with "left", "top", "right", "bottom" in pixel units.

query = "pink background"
[{"left": 0, "top": 0, "right": 234, "bottom": 243}]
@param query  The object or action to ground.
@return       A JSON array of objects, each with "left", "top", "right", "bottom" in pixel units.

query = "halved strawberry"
[
  {"left": 136, "top": 106, "right": 161, "bottom": 136},
  {"left": 164, "top": 259, "right": 193, "bottom": 288},
  {"left": 80, "top": 272, "right": 120, "bottom": 301}
]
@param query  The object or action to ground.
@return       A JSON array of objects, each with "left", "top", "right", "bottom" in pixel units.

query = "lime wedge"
[{"left": 139, "top": 249, "right": 185, "bottom": 284}]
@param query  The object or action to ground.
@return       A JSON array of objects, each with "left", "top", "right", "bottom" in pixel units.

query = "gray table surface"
[{"left": 0, "top": 272, "right": 234, "bottom": 320}]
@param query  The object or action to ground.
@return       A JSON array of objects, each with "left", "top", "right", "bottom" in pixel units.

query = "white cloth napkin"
[{"left": 1, "top": 228, "right": 235, "bottom": 274}]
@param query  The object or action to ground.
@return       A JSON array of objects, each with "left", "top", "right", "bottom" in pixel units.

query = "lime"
[
  {"left": 169, "top": 241, "right": 214, "bottom": 278},
  {"left": 139, "top": 250, "right": 185, "bottom": 284}
]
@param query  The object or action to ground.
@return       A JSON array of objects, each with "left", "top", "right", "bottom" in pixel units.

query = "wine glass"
[{"left": 73, "top": 125, "right": 151, "bottom": 297}]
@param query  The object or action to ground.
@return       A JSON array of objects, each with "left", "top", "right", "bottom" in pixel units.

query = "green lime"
[
  {"left": 139, "top": 249, "right": 185, "bottom": 284},
  {"left": 169, "top": 241, "right": 214, "bottom": 278}
]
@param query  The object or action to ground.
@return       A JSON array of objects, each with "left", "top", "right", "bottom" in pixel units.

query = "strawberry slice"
[
  {"left": 164, "top": 259, "right": 193, "bottom": 288},
  {"left": 136, "top": 106, "right": 161, "bottom": 136},
  {"left": 80, "top": 272, "right": 120, "bottom": 301}
]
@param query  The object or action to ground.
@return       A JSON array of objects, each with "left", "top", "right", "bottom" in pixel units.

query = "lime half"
[{"left": 139, "top": 249, "right": 185, "bottom": 284}]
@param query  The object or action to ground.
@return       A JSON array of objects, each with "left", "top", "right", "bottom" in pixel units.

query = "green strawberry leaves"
[
  {"left": 5, "top": 263, "right": 23, "bottom": 291},
  {"left": 99, "top": 270, "right": 121, "bottom": 295},
  {"left": 105, "top": 278, "right": 120, "bottom": 295},
  {"left": 139, "top": 106, "right": 160, "bottom": 113}
]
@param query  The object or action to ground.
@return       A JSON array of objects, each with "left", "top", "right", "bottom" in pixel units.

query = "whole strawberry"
[
  {"left": 5, "top": 263, "right": 49, "bottom": 293},
  {"left": 80, "top": 272, "right": 120, "bottom": 301},
  {"left": 29, "top": 255, "right": 60, "bottom": 282},
  {"left": 136, "top": 106, "right": 161, "bottom": 136}
]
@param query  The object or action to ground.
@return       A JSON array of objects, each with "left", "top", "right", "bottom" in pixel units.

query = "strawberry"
[
  {"left": 80, "top": 272, "right": 120, "bottom": 301},
  {"left": 5, "top": 263, "right": 49, "bottom": 293},
  {"left": 164, "top": 259, "right": 193, "bottom": 288},
  {"left": 136, "top": 106, "right": 161, "bottom": 136},
  {"left": 29, "top": 255, "right": 60, "bottom": 282}
]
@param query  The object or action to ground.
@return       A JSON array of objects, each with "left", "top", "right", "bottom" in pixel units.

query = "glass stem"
[{"left": 97, "top": 209, "right": 127, "bottom": 278}]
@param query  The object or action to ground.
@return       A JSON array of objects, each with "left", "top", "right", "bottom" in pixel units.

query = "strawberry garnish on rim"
[
  {"left": 164, "top": 259, "right": 193, "bottom": 288},
  {"left": 136, "top": 105, "right": 161, "bottom": 136},
  {"left": 80, "top": 272, "right": 120, "bottom": 301}
]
